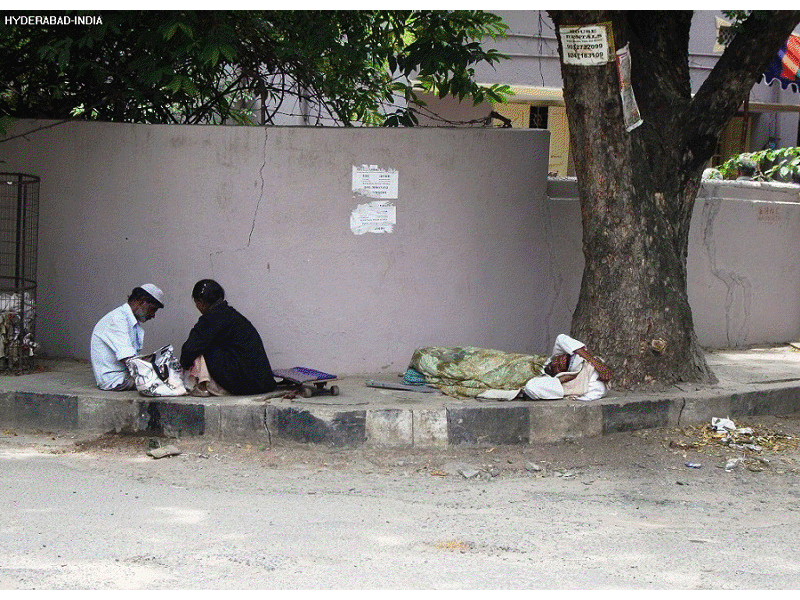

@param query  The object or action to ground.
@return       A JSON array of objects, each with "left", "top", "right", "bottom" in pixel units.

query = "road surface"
[{"left": 1, "top": 414, "right": 799, "bottom": 589}]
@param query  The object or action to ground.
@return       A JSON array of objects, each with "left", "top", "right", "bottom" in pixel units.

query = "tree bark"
[{"left": 548, "top": 10, "right": 800, "bottom": 387}]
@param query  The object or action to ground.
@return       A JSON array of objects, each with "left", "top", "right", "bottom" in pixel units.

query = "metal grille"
[{"left": 0, "top": 173, "right": 39, "bottom": 372}]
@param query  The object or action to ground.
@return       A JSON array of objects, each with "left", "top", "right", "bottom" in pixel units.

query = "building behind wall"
[{"left": 416, "top": 10, "right": 800, "bottom": 174}]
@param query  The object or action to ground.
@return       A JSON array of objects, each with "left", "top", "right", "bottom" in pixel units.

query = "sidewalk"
[{"left": 1, "top": 346, "right": 800, "bottom": 447}]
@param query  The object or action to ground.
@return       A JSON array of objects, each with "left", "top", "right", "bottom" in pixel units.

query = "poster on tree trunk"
[
  {"left": 615, "top": 43, "right": 643, "bottom": 132},
  {"left": 559, "top": 22, "right": 614, "bottom": 65}
]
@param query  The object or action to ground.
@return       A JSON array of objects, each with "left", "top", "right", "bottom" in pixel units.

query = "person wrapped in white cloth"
[
  {"left": 523, "top": 334, "right": 612, "bottom": 401},
  {"left": 477, "top": 334, "right": 612, "bottom": 401}
]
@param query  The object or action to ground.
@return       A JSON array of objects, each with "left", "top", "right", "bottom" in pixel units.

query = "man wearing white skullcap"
[{"left": 90, "top": 284, "right": 165, "bottom": 390}]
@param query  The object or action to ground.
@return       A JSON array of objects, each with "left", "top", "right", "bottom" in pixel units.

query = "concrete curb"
[{"left": 2, "top": 383, "right": 799, "bottom": 447}]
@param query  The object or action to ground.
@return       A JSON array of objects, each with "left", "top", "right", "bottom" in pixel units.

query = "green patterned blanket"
[{"left": 407, "top": 346, "right": 547, "bottom": 398}]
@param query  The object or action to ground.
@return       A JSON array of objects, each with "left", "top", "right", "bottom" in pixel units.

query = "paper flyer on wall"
[
  {"left": 615, "top": 43, "right": 643, "bottom": 132},
  {"left": 352, "top": 164, "right": 399, "bottom": 199},
  {"left": 350, "top": 200, "right": 396, "bottom": 235}
]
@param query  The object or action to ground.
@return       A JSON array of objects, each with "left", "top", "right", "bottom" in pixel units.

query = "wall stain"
[{"left": 701, "top": 198, "right": 751, "bottom": 347}]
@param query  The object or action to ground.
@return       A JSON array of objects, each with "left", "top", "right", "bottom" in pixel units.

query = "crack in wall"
[
  {"left": 262, "top": 408, "right": 272, "bottom": 447},
  {"left": 209, "top": 129, "right": 269, "bottom": 270},
  {"left": 208, "top": 249, "right": 223, "bottom": 275},
  {"left": 700, "top": 197, "right": 751, "bottom": 347},
  {"left": 247, "top": 129, "right": 269, "bottom": 246},
  {"left": 676, "top": 397, "right": 686, "bottom": 427}
]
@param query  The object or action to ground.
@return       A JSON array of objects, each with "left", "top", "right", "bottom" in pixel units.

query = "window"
[
  {"left": 529, "top": 106, "right": 548, "bottom": 129},
  {"left": 714, "top": 16, "right": 734, "bottom": 53}
]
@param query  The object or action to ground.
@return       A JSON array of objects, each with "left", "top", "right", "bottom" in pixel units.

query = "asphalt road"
[{"left": 1, "top": 416, "right": 799, "bottom": 589}]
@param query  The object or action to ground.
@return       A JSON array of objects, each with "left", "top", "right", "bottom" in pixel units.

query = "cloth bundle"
[{"left": 127, "top": 344, "right": 187, "bottom": 397}]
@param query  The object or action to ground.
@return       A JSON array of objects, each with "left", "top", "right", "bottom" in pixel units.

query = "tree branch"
[
  {"left": 684, "top": 11, "right": 800, "bottom": 171},
  {"left": 0, "top": 119, "right": 73, "bottom": 144}
]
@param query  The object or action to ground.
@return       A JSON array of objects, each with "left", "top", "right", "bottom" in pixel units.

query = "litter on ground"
[{"left": 668, "top": 417, "right": 800, "bottom": 473}]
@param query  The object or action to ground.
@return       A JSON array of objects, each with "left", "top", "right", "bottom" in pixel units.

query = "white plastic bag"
[
  {"left": 127, "top": 344, "right": 187, "bottom": 397},
  {"left": 711, "top": 417, "right": 736, "bottom": 433}
]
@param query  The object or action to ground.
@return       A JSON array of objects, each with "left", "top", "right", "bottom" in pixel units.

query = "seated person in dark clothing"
[{"left": 180, "top": 279, "right": 277, "bottom": 396}]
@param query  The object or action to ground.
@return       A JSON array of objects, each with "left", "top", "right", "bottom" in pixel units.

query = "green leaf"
[
  {"left": 219, "top": 44, "right": 237, "bottom": 62},
  {"left": 164, "top": 22, "right": 179, "bottom": 41},
  {"left": 0, "top": 115, "right": 15, "bottom": 137},
  {"left": 165, "top": 76, "right": 182, "bottom": 93},
  {"left": 183, "top": 78, "right": 198, "bottom": 96},
  {"left": 206, "top": 47, "right": 220, "bottom": 66},
  {"left": 178, "top": 22, "right": 194, "bottom": 39}
]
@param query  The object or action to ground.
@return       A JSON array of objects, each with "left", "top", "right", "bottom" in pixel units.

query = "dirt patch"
[
  {"left": 73, "top": 432, "right": 156, "bottom": 453},
  {"left": 7, "top": 413, "right": 800, "bottom": 480}
]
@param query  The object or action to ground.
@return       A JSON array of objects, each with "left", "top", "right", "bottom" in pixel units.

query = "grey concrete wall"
[
  {"left": 1, "top": 120, "right": 554, "bottom": 374},
  {"left": 689, "top": 180, "right": 800, "bottom": 348}
]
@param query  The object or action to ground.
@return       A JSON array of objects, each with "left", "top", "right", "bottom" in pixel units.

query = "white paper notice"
[
  {"left": 559, "top": 23, "right": 613, "bottom": 66},
  {"left": 350, "top": 200, "right": 396, "bottom": 235},
  {"left": 352, "top": 164, "right": 399, "bottom": 199}
]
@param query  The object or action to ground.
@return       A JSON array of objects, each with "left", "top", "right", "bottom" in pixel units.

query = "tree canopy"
[{"left": 0, "top": 10, "right": 510, "bottom": 128}]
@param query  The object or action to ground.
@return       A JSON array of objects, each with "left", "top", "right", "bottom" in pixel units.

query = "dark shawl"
[{"left": 180, "top": 300, "right": 276, "bottom": 395}]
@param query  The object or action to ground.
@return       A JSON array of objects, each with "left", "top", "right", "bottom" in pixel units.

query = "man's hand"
[
  {"left": 592, "top": 361, "right": 613, "bottom": 382},
  {"left": 574, "top": 347, "right": 613, "bottom": 382}
]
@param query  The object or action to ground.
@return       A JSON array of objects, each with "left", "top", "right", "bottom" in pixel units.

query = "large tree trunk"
[{"left": 548, "top": 10, "right": 800, "bottom": 388}]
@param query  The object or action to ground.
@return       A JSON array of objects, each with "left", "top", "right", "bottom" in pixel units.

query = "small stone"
[
  {"left": 725, "top": 457, "right": 743, "bottom": 472},
  {"left": 458, "top": 466, "right": 481, "bottom": 479},
  {"left": 525, "top": 462, "right": 543, "bottom": 472},
  {"left": 443, "top": 462, "right": 479, "bottom": 477},
  {"left": 147, "top": 444, "right": 181, "bottom": 459}
]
